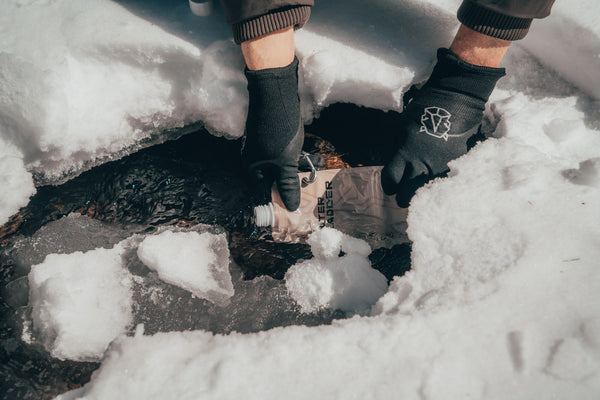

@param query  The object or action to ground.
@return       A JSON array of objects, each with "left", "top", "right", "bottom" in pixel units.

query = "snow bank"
[
  {"left": 28, "top": 242, "right": 133, "bottom": 362},
  {"left": 137, "top": 229, "right": 234, "bottom": 305},
  {"left": 285, "top": 228, "right": 387, "bottom": 314},
  {"left": 0, "top": 0, "right": 206, "bottom": 187}
]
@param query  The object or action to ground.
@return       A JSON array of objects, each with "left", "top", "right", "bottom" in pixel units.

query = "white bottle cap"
[
  {"left": 189, "top": 0, "right": 213, "bottom": 17},
  {"left": 254, "top": 203, "right": 275, "bottom": 227}
]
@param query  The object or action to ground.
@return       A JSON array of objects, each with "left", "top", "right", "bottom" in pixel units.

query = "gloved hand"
[
  {"left": 381, "top": 48, "right": 506, "bottom": 207},
  {"left": 242, "top": 57, "right": 304, "bottom": 211}
]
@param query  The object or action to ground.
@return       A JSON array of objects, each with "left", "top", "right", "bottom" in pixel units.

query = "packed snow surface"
[
  {"left": 137, "top": 229, "right": 234, "bottom": 304},
  {"left": 2, "top": 0, "right": 600, "bottom": 398}
]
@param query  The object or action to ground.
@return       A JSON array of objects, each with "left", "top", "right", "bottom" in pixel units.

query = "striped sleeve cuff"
[
  {"left": 457, "top": 0, "right": 533, "bottom": 41},
  {"left": 232, "top": 5, "right": 311, "bottom": 44}
]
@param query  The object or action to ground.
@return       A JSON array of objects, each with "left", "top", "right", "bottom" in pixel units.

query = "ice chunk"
[
  {"left": 285, "top": 228, "right": 387, "bottom": 314},
  {"left": 136, "top": 229, "right": 234, "bottom": 305},
  {"left": 28, "top": 242, "right": 133, "bottom": 361}
]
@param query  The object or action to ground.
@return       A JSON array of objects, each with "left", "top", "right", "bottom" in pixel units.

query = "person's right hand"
[
  {"left": 242, "top": 121, "right": 304, "bottom": 211},
  {"left": 242, "top": 57, "right": 304, "bottom": 211}
]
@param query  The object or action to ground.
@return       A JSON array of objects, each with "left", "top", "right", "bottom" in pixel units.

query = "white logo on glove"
[{"left": 420, "top": 107, "right": 452, "bottom": 141}]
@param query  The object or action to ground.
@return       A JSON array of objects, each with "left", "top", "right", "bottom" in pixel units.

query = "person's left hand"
[{"left": 381, "top": 49, "right": 505, "bottom": 207}]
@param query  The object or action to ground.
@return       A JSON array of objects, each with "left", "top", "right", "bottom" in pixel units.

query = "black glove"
[
  {"left": 381, "top": 48, "right": 506, "bottom": 207},
  {"left": 242, "top": 57, "right": 304, "bottom": 211}
]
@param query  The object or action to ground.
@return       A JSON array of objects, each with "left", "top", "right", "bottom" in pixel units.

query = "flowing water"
[{"left": 0, "top": 105, "right": 411, "bottom": 399}]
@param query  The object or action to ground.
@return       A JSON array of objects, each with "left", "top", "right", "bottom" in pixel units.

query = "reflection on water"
[{"left": 0, "top": 105, "right": 411, "bottom": 399}]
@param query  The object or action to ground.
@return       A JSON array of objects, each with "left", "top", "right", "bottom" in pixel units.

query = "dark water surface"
[{"left": 0, "top": 105, "right": 411, "bottom": 399}]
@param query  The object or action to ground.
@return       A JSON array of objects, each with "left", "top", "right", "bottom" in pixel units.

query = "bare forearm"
[
  {"left": 450, "top": 24, "right": 510, "bottom": 68},
  {"left": 241, "top": 27, "right": 295, "bottom": 71}
]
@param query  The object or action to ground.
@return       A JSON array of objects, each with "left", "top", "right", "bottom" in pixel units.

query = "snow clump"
[{"left": 285, "top": 227, "right": 387, "bottom": 314}]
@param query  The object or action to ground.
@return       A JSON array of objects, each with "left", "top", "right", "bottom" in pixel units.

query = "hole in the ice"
[{"left": 0, "top": 103, "right": 413, "bottom": 399}]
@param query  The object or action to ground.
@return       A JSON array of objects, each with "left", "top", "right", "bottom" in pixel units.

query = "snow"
[
  {"left": 28, "top": 241, "right": 133, "bottom": 362},
  {"left": 0, "top": 0, "right": 599, "bottom": 398},
  {"left": 137, "top": 229, "right": 234, "bottom": 305},
  {"left": 0, "top": 138, "right": 35, "bottom": 225},
  {"left": 296, "top": 30, "right": 413, "bottom": 118},
  {"left": 285, "top": 228, "right": 387, "bottom": 314}
]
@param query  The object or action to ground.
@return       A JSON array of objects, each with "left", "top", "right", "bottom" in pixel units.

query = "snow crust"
[
  {"left": 285, "top": 228, "right": 387, "bottom": 314},
  {"left": 137, "top": 229, "right": 234, "bottom": 305}
]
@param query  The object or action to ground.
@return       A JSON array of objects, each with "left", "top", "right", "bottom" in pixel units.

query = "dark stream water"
[{"left": 0, "top": 104, "right": 411, "bottom": 399}]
